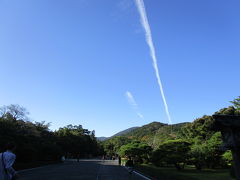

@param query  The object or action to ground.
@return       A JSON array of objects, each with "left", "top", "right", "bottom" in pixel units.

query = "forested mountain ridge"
[
  {"left": 122, "top": 122, "right": 166, "bottom": 138},
  {"left": 119, "top": 121, "right": 189, "bottom": 148},
  {"left": 103, "top": 121, "right": 190, "bottom": 151},
  {"left": 97, "top": 127, "right": 139, "bottom": 141},
  {"left": 103, "top": 96, "right": 240, "bottom": 172},
  {"left": 112, "top": 126, "right": 139, "bottom": 137},
  {"left": 97, "top": 137, "right": 109, "bottom": 141}
]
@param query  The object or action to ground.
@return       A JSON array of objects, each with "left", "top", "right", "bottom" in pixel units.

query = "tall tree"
[
  {"left": 230, "top": 96, "right": 240, "bottom": 111},
  {"left": 151, "top": 139, "right": 191, "bottom": 170},
  {"left": 0, "top": 104, "right": 29, "bottom": 121}
]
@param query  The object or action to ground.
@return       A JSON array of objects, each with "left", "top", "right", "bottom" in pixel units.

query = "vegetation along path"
[{"left": 18, "top": 160, "right": 148, "bottom": 180}]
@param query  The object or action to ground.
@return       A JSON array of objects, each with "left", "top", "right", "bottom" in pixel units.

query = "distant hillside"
[
  {"left": 98, "top": 122, "right": 189, "bottom": 145},
  {"left": 123, "top": 122, "right": 166, "bottom": 137},
  {"left": 97, "top": 137, "right": 108, "bottom": 141},
  {"left": 111, "top": 127, "right": 139, "bottom": 137},
  {"left": 121, "top": 121, "right": 189, "bottom": 149},
  {"left": 152, "top": 122, "right": 189, "bottom": 148},
  {"left": 96, "top": 127, "right": 139, "bottom": 141}
]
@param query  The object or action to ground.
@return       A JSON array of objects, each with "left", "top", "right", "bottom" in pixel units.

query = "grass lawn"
[{"left": 135, "top": 164, "right": 234, "bottom": 180}]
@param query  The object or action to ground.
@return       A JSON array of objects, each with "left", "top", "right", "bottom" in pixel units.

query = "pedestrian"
[
  {"left": 61, "top": 155, "right": 65, "bottom": 163},
  {"left": 0, "top": 142, "right": 19, "bottom": 180},
  {"left": 125, "top": 156, "right": 134, "bottom": 174},
  {"left": 118, "top": 156, "right": 121, "bottom": 166},
  {"left": 76, "top": 154, "right": 80, "bottom": 162}
]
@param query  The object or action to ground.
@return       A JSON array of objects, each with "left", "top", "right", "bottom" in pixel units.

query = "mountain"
[
  {"left": 120, "top": 121, "right": 190, "bottom": 149},
  {"left": 96, "top": 127, "right": 139, "bottom": 141},
  {"left": 98, "top": 122, "right": 189, "bottom": 145},
  {"left": 122, "top": 122, "right": 166, "bottom": 138},
  {"left": 97, "top": 137, "right": 109, "bottom": 141},
  {"left": 111, "top": 127, "right": 139, "bottom": 137}
]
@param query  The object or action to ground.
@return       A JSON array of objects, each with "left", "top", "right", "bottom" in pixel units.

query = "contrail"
[
  {"left": 125, "top": 91, "right": 144, "bottom": 119},
  {"left": 134, "top": 0, "right": 172, "bottom": 124}
]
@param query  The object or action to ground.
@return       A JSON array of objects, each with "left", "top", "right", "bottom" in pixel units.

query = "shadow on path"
[{"left": 19, "top": 160, "right": 147, "bottom": 180}]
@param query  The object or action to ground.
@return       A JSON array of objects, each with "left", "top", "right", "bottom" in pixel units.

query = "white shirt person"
[{"left": 0, "top": 143, "right": 19, "bottom": 180}]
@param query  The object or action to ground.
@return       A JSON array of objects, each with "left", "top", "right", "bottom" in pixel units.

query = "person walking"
[
  {"left": 0, "top": 142, "right": 19, "bottom": 180},
  {"left": 61, "top": 155, "right": 65, "bottom": 163},
  {"left": 125, "top": 157, "right": 134, "bottom": 174},
  {"left": 118, "top": 156, "right": 121, "bottom": 166},
  {"left": 76, "top": 154, "right": 80, "bottom": 162}
]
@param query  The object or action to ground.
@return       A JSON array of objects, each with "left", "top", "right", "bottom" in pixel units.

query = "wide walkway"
[{"left": 19, "top": 160, "right": 148, "bottom": 180}]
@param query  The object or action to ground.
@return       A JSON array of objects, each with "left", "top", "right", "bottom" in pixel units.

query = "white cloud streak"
[
  {"left": 137, "top": 112, "right": 144, "bottom": 119},
  {"left": 118, "top": 0, "right": 133, "bottom": 11},
  {"left": 134, "top": 0, "right": 172, "bottom": 124},
  {"left": 126, "top": 91, "right": 144, "bottom": 119},
  {"left": 126, "top": 91, "right": 137, "bottom": 108}
]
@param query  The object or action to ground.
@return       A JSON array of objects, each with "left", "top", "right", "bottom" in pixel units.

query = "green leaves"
[
  {"left": 222, "top": 150, "right": 233, "bottom": 165},
  {"left": 103, "top": 136, "right": 131, "bottom": 156},
  {"left": 0, "top": 104, "right": 102, "bottom": 162},
  {"left": 151, "top": 139, "right": 191, "bottom": 169},
  {"left": 214, "top": 106, "right": 239, "bottom": 115},
  {"left": 118, "top": 141, "right": 152, "bottom": 163},
  {"left": 230, "top": 96, "right": 240, "bottom": 111}
]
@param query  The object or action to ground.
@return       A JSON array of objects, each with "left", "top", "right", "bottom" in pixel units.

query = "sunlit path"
[{"left": 19, "top": 160, "right": 147, "bottom": 180}]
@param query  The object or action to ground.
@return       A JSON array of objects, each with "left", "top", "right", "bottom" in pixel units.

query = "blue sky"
[{"left": 0, "top": 0, "right": 239, "bottom": 137}]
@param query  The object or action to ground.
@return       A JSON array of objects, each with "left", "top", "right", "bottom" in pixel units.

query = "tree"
[
  {"left": 55, "top": 124, "right": 100, "bottom": 158},
  {"left": 151, "top": 139, "right": 190, "bottom": 170},
  {"left": 0, "top": 104, "right": 29, "bottom": 121},
  {"left": 103, "top": 136, "right": 131, "bottom": 157},
  {"left": 178, "top": 114, "right": 228, "bottom": 169},
  {"left": 119, "top": 141, "right": 152, "bottom": 163},
  {"left": 189, "top": 141, "right": 208, "bottom": 170},
  {"left": 230, "top": 96, "right": 240, "bottom": 111},
  {"left": 179, "top": 115, "right": 214, "bottom": 142},
  {"left": 214, "top": 106, "right": 239, "bottom": 116},
  {"left": 222, "top": 150, "right": 233, "bottom": 166},
  {"left": 205, "top": 132, "right": 223, "bottom": 168},
  {"left": 0, "top": 104, "right": 104, "bottom": 164},
  {"left": 103, "top": 141, "right": 115, "bottom": 157}
]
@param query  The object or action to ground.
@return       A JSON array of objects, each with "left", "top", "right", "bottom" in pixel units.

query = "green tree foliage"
[
  {"left": 0, "top": 104, "right": 29, "bottom": 121},
  {"left": 103, "top": 96, "right": 240, "bottom": 171},
  {"left": 119, "top": 122, "right": 188, "bottom": 149},
  {"left": 152, "top": 123, "right": 188, "bottom": 149},
  {"left": 204, "top": 132, "right": 223, "bottom": 168},
  {"left": 103, "top": 136, "right": 131, "bottom": 157},
  {"left": 119, "top": 141, "right": 152, "bottom": 163},
  {"left": 179, "top": 115, "right": 214, "bottom": 141},
  {"left": 102, "top": 122, "right": 187, "bottom": 157},
  {"left": 230, "top": 96, "right": 240, "bottom": 111},
  {"left": 189, "top": 142, "right": 208, "bottom": 170},
  {"left": 151, "top": 139, "right": 190, "bottom": 170},
  {"left": 0, "top": 104, "right": 103, "bottom": 164},
  {"left": 178, "top": 103, "right": 240, "bottom": 170},
  {"left": 214, "top": 106, "right": 240, "bottom": 115},
  {"left": 222, "top": 150, "right": 233, "bottom": 166},
  {"left": 178, "top": 115, "right": 227, "bottom": 169},
  {"left": 188, "top": 132, "right": 223, "bottom": 170},
  {"left": 0, "top": 116, "right": 61, "bottom": 162},
  {"left": 123, "top": 122, "right": 166, "bottom": 144},
  {"left": 55, "top": 125, "right": 100, "bottom": 157}
]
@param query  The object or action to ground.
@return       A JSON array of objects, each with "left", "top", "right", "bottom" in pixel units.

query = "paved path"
[{"left": 19, "top": 160, "right": 148, "bottom": 180}]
